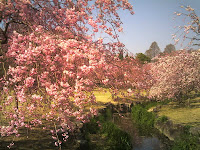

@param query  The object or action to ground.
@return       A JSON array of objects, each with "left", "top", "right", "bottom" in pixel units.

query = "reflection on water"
[{"left": 133, "top": 137, "right": 164, "bottom": 150}]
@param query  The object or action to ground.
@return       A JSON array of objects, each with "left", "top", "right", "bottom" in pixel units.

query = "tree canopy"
[
  {"left": 145, "top": 41, "right": 161, "bottom": 59},
  {"left": 0, "top": 1, "right": 152, "bottom": 148},
  {"left": 149, "top": 50, "right": 200, "bottom": 102},
  {"left": 135, "top": 53, "right": 151, "bottom": 63}
]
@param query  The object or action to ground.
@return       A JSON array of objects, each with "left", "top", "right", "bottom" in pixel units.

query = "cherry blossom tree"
[
  {"left": 101, "top": 55, "right": 153, "bottom": 90},
  {"left": 173, "top": 5, "right": 200, "bottom": 48},
  {"left": 149, "top": 50, "right": 200, "bottom": 103},
  {"left": 0, "top": 0, "right": 147, "bottom": 148}
]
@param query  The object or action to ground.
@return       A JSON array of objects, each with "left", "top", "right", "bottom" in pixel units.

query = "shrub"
[
  {"left": 105, "top": 108, "right": 113, "bottom": 121},
  {"left": 82, "top": 118, "right": 100, "bottom": 134},
  {"left": 172, "top": 134, "right": 200, "bottom": 150},
  {"left": 156, "top": 115, "right": 168, "bottom": 123},
  {"left": 101, "top": 122, "right": 132, "bottom": 150},
  {"left": 82, "top": 110, "right": 132, "bottom": 150},
  {"left": 131, "top": 105, "right": 156, "bottom": 135}
]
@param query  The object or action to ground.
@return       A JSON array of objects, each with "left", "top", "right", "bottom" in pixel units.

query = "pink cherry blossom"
[{"left": 0, "top": 0, "right": 147, "bottom": 148}]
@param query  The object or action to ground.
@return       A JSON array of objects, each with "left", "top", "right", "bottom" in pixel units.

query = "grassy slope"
[
  {"left": 158, "top": 97, "right": 200, "bottom": 126},
  {"left": 93, "top": 88, "right": 145, "bottom": 104},
  {"left": 93, "top": 89, "right": 113, "bottom": 103}
]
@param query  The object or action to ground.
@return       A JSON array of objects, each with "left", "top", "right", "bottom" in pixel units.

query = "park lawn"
[
  {"left": 93, "top": 88, "right": 113, "bottom": 104},
  {"left": 93, "top": 88, "right": 147, "bottom": 103},
  {"left": 92, "top": 88, "right": 140, "bottom": 107},
  {"left": 158, "top": 97, "right": 200, "bottom": 126}
]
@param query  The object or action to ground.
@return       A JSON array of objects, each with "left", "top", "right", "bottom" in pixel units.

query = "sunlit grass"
[
  {"left": 158, "top": 97, "right": 200, "bottom": 126},
  {"left": 93, "top": 88, "right": 144, "bottom": 103},
  {"left": 93, "top": 89, "right": 113, "bottom": 103},
  {"left": 92, "top": 88, "right": 143, "bottom": 109}
]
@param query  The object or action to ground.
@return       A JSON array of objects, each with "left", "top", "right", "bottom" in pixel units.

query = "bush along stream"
[
  {"left": 131, "top": 103, "right": 172, "bottom": 150},
  {"left": 79, "top": 108, "right": 132, "bottom": 150}
]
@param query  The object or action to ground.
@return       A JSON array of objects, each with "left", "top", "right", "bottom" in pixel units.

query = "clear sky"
[{"left": 118, "top": 0, "right": 200, "bottom": 54}]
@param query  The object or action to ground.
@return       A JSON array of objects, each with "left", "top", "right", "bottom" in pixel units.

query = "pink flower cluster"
[{"left": 149, "top": 50, "right": 200, "bottom": 100}]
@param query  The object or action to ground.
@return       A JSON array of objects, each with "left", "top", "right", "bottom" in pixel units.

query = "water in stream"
[
  {"left": 113, "top": 113, "right": 171, "bottom": 150},
  {"left": 133, "top": 137, "right": 164, "bottom": 150}
]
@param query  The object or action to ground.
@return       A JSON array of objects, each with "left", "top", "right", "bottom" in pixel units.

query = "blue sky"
[
  {"left": 118, "top": 0, "right": 200, "bottom": 54},
  {"left": 1, "top": 0, "right": 199, "bottom": 55}
]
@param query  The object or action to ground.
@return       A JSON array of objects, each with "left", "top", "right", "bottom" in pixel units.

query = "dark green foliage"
[
  {"left": 118, "top": 51, "right": 124, "bottom": 60},
  {"left": 0, "top": 45, "right": 5, "bottom": 78},
  {"left": 135, "top": 53, "right": 151, "bottom": 63},
  {"left": 156, "top": 115, "right": 168, "bottom": 123},
  {"left": 82, "top": 109, "right": 132, "bottom": 150},
  {"left": 0, "top": 44, "right": 9, "bottom": 79},
  {"left": 82, "top": 118, "right": 100, "bottom": 134},
  {"left": 131, "top": 105, "right": 156, "bottom": 135},
  {"left": 139, "top": 99, "right": 170, "bottom": 110},
  {"left": 143, "top": 101, "right": 158, "bottom": 109},
  {"left": 183, "top": 125, "right": 192, "bottom": 134},
  {"left": 0, "top": 63, "right": 4, "bottom": 78},
  {"left": 101, "top": 122, "right": 132, "bottom": 150},
  {"left": 105, "top": 108, "right": 112, "bottom": 121},
  {"left": 82, "top": 108, "right": 113, "bottom": 134},
  {"left": 177, "top": 91, "right": 200, "bottom": 106},
  {"left": 172, "top": 134, "right": 200, "bottom": 150}
]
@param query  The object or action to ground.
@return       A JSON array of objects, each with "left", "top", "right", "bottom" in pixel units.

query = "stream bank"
[{"left": 79, "top": 103, "right": 172, "bottom": 150}]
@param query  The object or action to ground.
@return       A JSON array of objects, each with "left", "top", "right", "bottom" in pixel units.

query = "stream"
[{"left": 113, "top": 113, "right": 171, "bottom": 150}]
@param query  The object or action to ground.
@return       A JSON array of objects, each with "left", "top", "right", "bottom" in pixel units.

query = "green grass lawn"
[
  {"left": 92, "top": 88, "right": 145, "bottom": 110},
  {"left": 93, "top": 88, "right": 145, "bottom": 104},
  {"left": 93, "top": 89, "right": 113, "bottom": 103},
  {"left": 158, "top": 97, "right": 200, "bottom": 126},
  {"left": 158, "top": 106, "right": 200, "bottom": 126}
]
